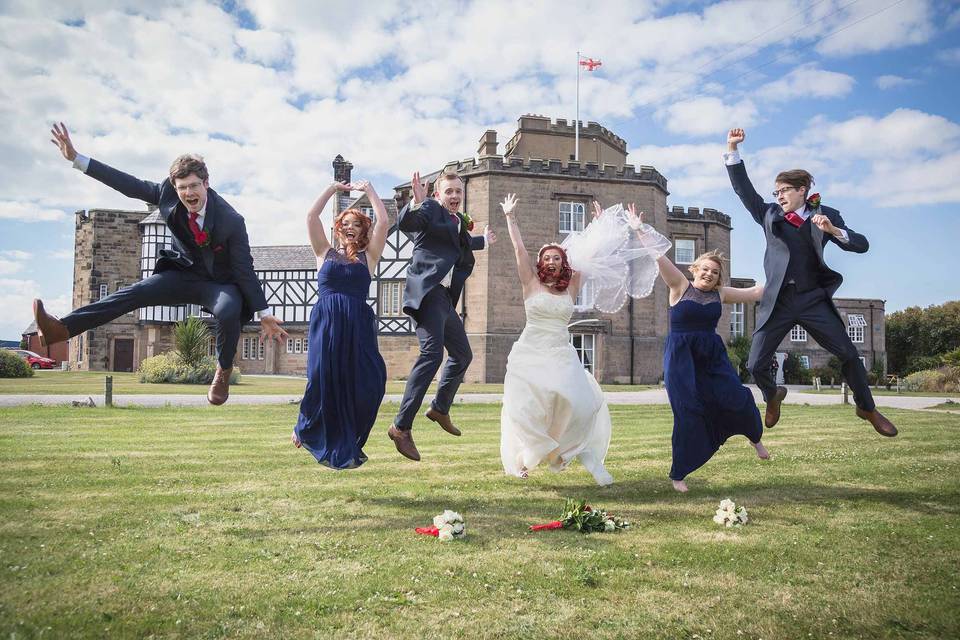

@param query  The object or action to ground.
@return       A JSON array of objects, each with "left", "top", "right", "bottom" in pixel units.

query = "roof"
[
  {"left": 251, "top": 245, "right": 317, "bottom": 271},
  {"left": 22, "top": 320, "right": 38, "bottom": 335}
]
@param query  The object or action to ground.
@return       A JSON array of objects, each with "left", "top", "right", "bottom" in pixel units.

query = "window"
[
  {"left": 569, "top": 333, "right": 595, "bottom": 373},
  {"left": 241, "top": 337, "right": 263, "bottom": 360},
  {"left": 559, "top": 202, "right": 585, "bottom": 234},
  {"left": 241, "top": 337, "right": 251, "bottom": 360},
  {"left": 847, "top": 314, "right": 866, "bottom": 343},
  {"left": 98, "top": 284, "right": 108, "bottom": 300},
  {"left": 294, "top": 338, "right": 303, "bottom": 354},
  {"left": 730, "top": 303, "right": 744, "bottom": 337},
  {"left": 360, "top": 206, "right": 374, "bottom": 220},
  {"left": 286, "top": 339, "right": 294, "bottom": 354},
  {"left": 76, "top": 334, "right": 83, "bottom": 362},
  {"left": 790, "top": 325, "right": 807, "bottom": 342},
  {"left": 380, "top": 281, "right": 403, "bottom": 317},
  {"left": 674, "top": 238, "right": 695, "bottom": 264},
  {"left": 799, "top": 355, "right": 810, "bottom": 369},
  {"left": 257, "top": 338, "right": 265, "bottom": 360},
  {"left": 575, "top": 279, "right": 596, "bottom": 309}
]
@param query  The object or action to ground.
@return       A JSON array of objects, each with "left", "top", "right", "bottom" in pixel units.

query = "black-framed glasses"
[{"left": 772, "top": 186, "right": 797, "bottom": 197}]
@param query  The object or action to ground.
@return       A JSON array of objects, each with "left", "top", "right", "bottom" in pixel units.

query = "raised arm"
[
  {"left": 353, "top": 180, "right": 389, "bottom": 268},
  {"left": 725, "top": 128, "right": 767, "bottom": 225},
  {"left": 720, "top": 283, "right": 764, "bottom": 304},
  {"left": 306, "top": 181, "right": 352, "bottom": 258},
  {"left": 625, "top": 204, "right": 688, "bottom": 300},
  {"left": 397, "top": 171, "right": 432, "bottom": 233},
  {"left": 500, "top": 194, "right": 538, "bottom": 291}
]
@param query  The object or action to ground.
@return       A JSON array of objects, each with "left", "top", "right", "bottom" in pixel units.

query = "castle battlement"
[
  {"left": 440, "top": 155, "right": 668, "bottom": 191},
  {"left": 504, "top": 114, "right": 628, "bottom": 154},
  {"left": 667, "top": 205, "right": 731, "bottom": 227}
]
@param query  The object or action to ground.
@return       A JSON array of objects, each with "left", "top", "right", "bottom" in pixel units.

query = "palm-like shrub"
[{"left": 173, "top": 316, "right": 210, "bottom": 368}]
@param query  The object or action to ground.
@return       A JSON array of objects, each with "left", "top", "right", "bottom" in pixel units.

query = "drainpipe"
[{"left": 629, "top": 297, "right": 635, "bottom": 384}]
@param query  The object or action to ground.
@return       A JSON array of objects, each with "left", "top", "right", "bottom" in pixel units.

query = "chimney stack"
[
  {"left": 477, "top": 130, "right": 498, "bottom": 157},
  {"left": 332, "top": 154, "right": 353, "bottom": 184}
]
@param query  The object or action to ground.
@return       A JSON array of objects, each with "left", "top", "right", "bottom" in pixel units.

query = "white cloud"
[
  {"left": 803, "top": 108, "right": 960, "bottom": 159},
  {"left": 0, "top": 201, "right": 67, "bottom": 222},
  {"left": 758, "top": 65, "right": 855, "bottom": 102},
  {"left": 234, "top": 28, "right": 290, "bottom": 67},
  {"left": 815, "top": 0, "right": 934, "bottom": 56},
  {"left": 874, "top": 74, "right": 918, "bottom": 89},
  {"left": 657, "top": 97, "right": 759, "bottom": 138},
  {"left": 0, "top": 278, "right": 70, "bottom": 340}
]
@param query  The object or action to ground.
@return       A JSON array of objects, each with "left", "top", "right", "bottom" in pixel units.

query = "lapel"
[
  {"left": 808, "top": 209, "right": 825, "bottom": 259},
  {"left": 200, "top": 196, "right": 217, "bottom": 275}
]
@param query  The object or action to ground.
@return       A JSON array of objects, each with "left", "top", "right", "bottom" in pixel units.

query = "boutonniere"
[
  {"left": 195, "top": 230, "right": 211, "bottom": 248},
  {"left": 806, "top": 193, "right": 821, "bottom": 211},
  {"left": 458, "top": 211, "right": 475, "bottom": 232}
]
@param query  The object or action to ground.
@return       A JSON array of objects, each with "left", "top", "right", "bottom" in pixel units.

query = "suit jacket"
[
  {"left": 86, "top": 158, "right": 268, "bottom": 322},
  {"left": 398, "top": 197, "right": 485, "bottom": 317},
  {"left": 726, "top": 160, "right": 868, "bottom": 331}
]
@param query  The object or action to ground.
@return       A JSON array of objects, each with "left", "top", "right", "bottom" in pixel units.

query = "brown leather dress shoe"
[
  {"left": 388, "top": 425, "right": 421, "bottom": 461},
  {"left": 764, "top": 386, "right": 788, "bottom": 428},
  {"left": 425, "top": 407, "right": 462, "bottom": 436},
  {"left": 856, "top": 407, "right": 898, "bottom": 437},
  {"left": 33, "top": 299, "right": 70, "bottom": 347},
  {"left": 207, "top": 366, "right": 232, "bottom": 405}
]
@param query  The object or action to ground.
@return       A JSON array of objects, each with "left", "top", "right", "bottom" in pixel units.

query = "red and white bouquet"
[
  {"left": 530, "top": 499, "right": 629, "bottom": 534},
  {"left": 415, "top": 510, "right": 466, "bottom": 541}
]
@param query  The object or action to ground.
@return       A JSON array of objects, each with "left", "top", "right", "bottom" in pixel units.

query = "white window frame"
[
  {"left": 790, "top": 325, "right": 808, "bottom": 342},
  {"left": 575, "top": 279, "right": 596, "bottom": 309},
  {"left": 847, "top": 314, "right": 866, "bottom": 343},
  {"left": 76, "top": 333, "right": 83, "bottom": 362},
  {"left": 98, "top": 284, "right": 108, "bottom": 300},
  {"left": 559, "top": 202, "right": 585, "bottom": 235},
  {"left": 257, "top": 338, "right": 265, "bottom": 360},
  {"left": 799, "top": 355, "right": 810, "bottom": 369},
  {"left": 730, "top": 302, "right": 744, "bottom": 337},
  {"left": 294, "top": 338, "right": 303, "bottom": 354},
  {"left": 286, "top": 339, "right": 294, "bottom": 354},
  {"left": 379, "top": 281, "right": 403, "bottom": 317},
  {"left": 674, "top": 238, "right": 696, "bottom": 265},
  {"left": 241, "top": 337, "right": 251, "bottom": 360},
  {"left": 569, "top": 333, "right": 596, "bottom": 374}
]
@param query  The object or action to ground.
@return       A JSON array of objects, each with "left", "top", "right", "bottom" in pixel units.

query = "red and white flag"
[{"left": 579, "top": 56, "right": 602, "bottom": 72}]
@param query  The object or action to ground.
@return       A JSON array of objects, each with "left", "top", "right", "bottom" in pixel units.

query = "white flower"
[
  {"left": 438, "top": 528, "right": 454, "bottom": 541},
  {"left": 713, "top": 515, "right": 726, "bottom": 525},
  {"left": 442, "top": 510, "right": 462, "bottom": 524},
  {"left": 452, "top": 522, "right": 465, "bottom": 535},
  {"left": 433, "top": 515, "right": 446, "bottom": 529},
  {"left": 719, "top": 499, "right": 736, "bottom": 513},
  {"left": 604, "top": 520, "right": 616, "bottom": 532}
]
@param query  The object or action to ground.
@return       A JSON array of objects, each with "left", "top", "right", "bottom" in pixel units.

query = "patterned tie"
[{"left": 784, "top": 211, "right": 804, "bottom": 228}]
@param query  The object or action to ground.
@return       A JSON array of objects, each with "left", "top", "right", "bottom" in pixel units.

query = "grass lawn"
[
  {"left": 1, "top": 404, "right": 958, "bottom": 639},
  {"left": 801, "top": 387, "right": 960, "bottom": 398},
  {"left": 0, "top": 371, "right": 654, "bottom": 396}
]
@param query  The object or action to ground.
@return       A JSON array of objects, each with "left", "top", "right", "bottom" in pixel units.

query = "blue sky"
[{"left": 0, "top": 0, "right": 958, "bottom": 341}]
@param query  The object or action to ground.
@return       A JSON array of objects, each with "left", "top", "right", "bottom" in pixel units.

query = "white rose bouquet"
[
  {"left": 712, "top": 498, "right": 749, "bottom": 527},
  {"left": 415, "top": 509, "right": 466, "bottom": 541}
]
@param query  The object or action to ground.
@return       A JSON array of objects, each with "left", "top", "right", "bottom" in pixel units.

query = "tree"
[
  {"left": 727, "top": 335, "right": 752, "bottom": 382},
  {"left": 173, "top": 316, "right": 211, "bottom": 368},
  {"left": 887, "top": 301, "right": 960, "bottom": 374}
]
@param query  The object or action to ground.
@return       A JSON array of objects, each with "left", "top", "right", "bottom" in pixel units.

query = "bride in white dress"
[{"left": 498, "top": 194, "right": 670, "bottom": 486}]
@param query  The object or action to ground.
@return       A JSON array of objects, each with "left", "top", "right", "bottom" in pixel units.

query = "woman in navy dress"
[
  {"left": 630, "top": 205, "right": 769, "bottom": 492},
  {"left": 291, "top": 179, "right": 388, "bottom": 469}
]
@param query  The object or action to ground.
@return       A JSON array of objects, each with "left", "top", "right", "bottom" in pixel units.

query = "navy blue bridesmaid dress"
[
  {"left": 663, "top": 284, "right": 763, "bottom": 480},
  {"left": 294, "top": 249, "right": 387, "bottom": 469}
]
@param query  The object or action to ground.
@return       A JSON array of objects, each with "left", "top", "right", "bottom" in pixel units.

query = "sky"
[{"left": 1, "top": 0, "right": 958, "bottom": 341}]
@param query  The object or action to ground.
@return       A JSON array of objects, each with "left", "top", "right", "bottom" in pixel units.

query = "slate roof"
[{"left": 250, "top": 245, "right": 317, "bottom": 271}]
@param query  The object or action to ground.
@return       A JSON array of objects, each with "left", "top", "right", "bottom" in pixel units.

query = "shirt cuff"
[
  {"left": 835, "top": 228, "right": 850, "bottom": 243},
  {"left": 256, "top": 309, "right": 273, "bottom": 320},
  {"left": 722, "top": 150, "right": 742, "bottom": 166},
  {"left": 72, "top": 154, "right": 90, "bottom": 173}
]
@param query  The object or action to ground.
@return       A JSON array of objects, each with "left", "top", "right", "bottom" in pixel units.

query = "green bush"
[
  {"left": 0, "top": 349, "right": 34, "bottom": 378},
  {"left": 138, "top": 353, "right": 241, "bottom": 385},
  {"left": 173, "top": 317, "right": 211, "bottom": 368},
  {"left": 902, "top": 367, "right": 960, "bottom": 393},
  {"left": 941, "top": 348, "right": 960, "bottom": 368},
  {"left": 782, "top": 353, "right": 812, "bottom": 384},
  {"left": 727, "top": 335, "right": 751, "bottom": 382}
]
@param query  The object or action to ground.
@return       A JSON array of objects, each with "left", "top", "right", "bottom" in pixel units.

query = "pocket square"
[{"left": 213, "top": 245, "right": 224, "bottom": 253}]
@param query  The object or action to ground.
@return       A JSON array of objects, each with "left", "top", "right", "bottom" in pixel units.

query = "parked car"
[{"left": 10, "top": 349, "right": 57, "bottom": 369}]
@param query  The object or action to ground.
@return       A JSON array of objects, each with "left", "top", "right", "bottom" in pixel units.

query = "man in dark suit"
[
  {"left": 34, "top": 122, "right": 288, "bottom": 405},
  {"left": 387, "top": 170, "right": 496, "bottom": 461},
  {"left": 724, "top": 127, "right": 897, "bottom": 437}
]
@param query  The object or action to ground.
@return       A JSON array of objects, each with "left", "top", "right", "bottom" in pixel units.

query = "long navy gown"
[
  {"left": 664, "top": 284, "right": 763, "bottom": 480},
  {"left": 294, "top": 249, "right": 387, "bottom": 469}
]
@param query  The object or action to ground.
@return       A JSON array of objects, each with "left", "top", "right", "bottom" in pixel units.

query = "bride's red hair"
[
  {"left": 537, "top": 244, "right": 572, "bottom": 292},
  {"left": 334, "top": 209, "right": 372, "bottom": 263}
]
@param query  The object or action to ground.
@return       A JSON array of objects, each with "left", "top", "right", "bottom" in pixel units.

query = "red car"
[{"left": 11, "top": 349, "right": 57, "bottom": 369}]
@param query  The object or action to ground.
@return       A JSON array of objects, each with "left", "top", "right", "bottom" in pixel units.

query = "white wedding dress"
[{"left": 500, "top": 290, "right": 614, "bottom": 486}]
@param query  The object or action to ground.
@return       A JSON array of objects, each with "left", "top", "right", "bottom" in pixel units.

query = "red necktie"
[
  {"left": 784, "top": 211, "right": 804, "bottom": 228},
  {"left": 188, "top": 211, "right": 203, "bottom": 242},
  {"left": 450, "top": 213, "right": 458, "bottom": 224}
]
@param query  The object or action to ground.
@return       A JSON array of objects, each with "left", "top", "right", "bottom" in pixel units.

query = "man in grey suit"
[
  {"left": 724, "top": 128, "right": 897, "bottom": 437},
  {"left": 387, "top": 170, "right": 496, "bottom": 461}
]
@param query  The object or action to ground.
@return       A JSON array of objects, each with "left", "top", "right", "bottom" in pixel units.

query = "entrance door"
[{"left": 113, "top": 338, "right": 134, "bottom": 372}]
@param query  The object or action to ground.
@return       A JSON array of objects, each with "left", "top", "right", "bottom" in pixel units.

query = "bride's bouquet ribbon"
[
  {"left": 529, "top": 521, "right": 564, "bottom": 531},
  {"left": 415, "top": 526, "right": 440, "bottom": 537}
]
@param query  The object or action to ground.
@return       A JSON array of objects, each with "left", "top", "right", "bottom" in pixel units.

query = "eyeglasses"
[
  {"left": 772, "top": 186, "right": 797, "bottom": 197},
  {"left": 176, "top": 181, "right": 205, "bottom": 194}
]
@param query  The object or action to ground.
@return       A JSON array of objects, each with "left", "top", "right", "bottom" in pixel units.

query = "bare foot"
[
  {"left": 291, "top": 431, "right": 301, "bottom": 448},
  {"left": 753, "top": 440, "right": 770, "bottom": 460},
  {"left": 672, "top": 479, "right": 688, "bottom": 493}
]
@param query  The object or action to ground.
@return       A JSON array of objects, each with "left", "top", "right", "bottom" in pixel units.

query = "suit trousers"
[
  {"left": 61, "top": 268, "right": 244, "bottom": 369},
  {"left": 394, "top": 285, "right": 473, "bottom": 430},
  {"left": 747, "top": 285, "right": 875, "bottom": 412}
]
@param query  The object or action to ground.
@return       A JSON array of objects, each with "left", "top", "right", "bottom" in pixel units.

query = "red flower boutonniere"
[
  {"left": 458, "top": 211, "right": 475, "bottom": 232},
  {"left": 806, "top": 193, "right": 821, "bottom": 210},
  {"left": 195, "top": 231, "right": 211, "bottom": 248}
]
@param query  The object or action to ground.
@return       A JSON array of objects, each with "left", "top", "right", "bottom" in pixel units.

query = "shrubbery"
[
  {"left": 138, "top": 353, "right": 241, "bottom": 385},
  {"left": 0, "top": 349, "right": 34, "bottom": 378},
  {"left": 902, "top": 367, "right": 960, "bottom": 393}
]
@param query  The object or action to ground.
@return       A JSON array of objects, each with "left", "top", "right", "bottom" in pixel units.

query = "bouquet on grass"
[
  {"left": 530, "top": 499, "right": 630, "bottom": 533},
  {"left": 415, "top": 510, "right": 466, "bottom": 541},
  {"left": 713, "top": 498, "right": 749, "bottom": 527}
]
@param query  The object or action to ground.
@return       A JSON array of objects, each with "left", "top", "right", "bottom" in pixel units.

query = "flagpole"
[{"left": 575, "top": 50, "right": 580, "bottom": 162}]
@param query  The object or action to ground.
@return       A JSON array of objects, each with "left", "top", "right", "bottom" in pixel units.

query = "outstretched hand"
[
  {"left": 410, "top": 171, "right": 427, "bottom": 204},
  {"left": 260, "top": 316, "right": 289, "bottom": 343},
  {"left": 592, "top": 201, "right": 603, "bottom": 219},
  {"left": 330, "top": 181, "right": 353, "bottom": 192},
  {"left": 500, "top": 193, "right": 518, "bottom": 216},
  {"left": 625, "top": 203, "right": 645, "bottom": 230},
  {"left": 727, "top": 128, "right": 745, "bottom": 150},
  {"left": 50, "top": 122, "right": 78, "bottom": 162}
]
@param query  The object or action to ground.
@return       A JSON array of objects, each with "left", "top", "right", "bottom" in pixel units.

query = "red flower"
[
  {"left": 807, "top": 193, "right": 821, "bottom": 210},
  {"left": 196, "top": 231, "right": 210, "bottom": 247}
]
